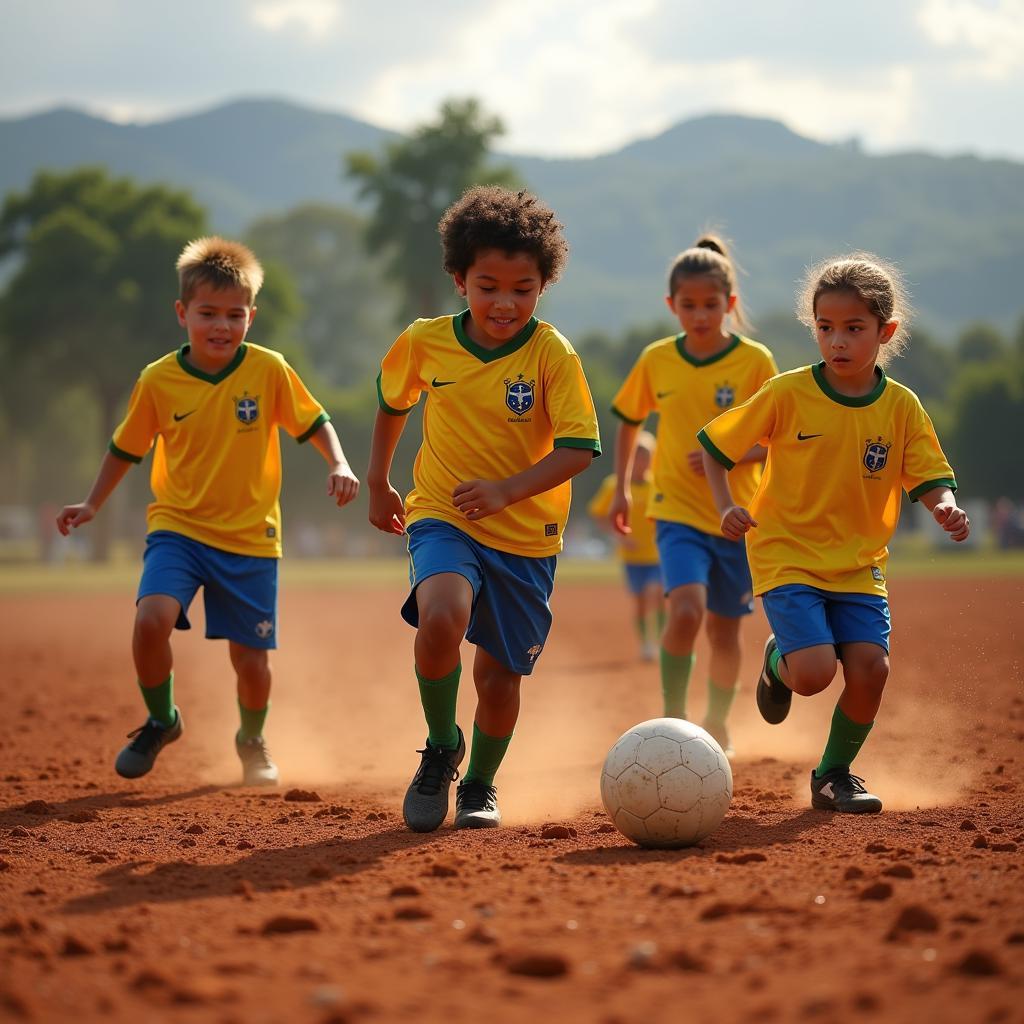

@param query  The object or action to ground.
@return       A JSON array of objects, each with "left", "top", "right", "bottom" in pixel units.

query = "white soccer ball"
[{"left": 600, "top": 718, "right": 733, "bottom": 848}]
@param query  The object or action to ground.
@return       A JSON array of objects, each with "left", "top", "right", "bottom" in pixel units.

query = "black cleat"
[
  {"left": 454, "top": 779, "right": 501, "bottom": 829},
  {"left": 810, "top": 767, "right": 883, "bottom": 814},
  {"left": 756, "top": 634, "right": 792, "bottom": 724},
  {"left": 402, "top": 726, "right": 465, "bottom": 832},
  {"left": 114, "top": 707, "right": 183, "bottom": 778}
]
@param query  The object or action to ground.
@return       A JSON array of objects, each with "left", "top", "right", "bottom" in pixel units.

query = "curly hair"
[
  {"left": 176, "top": 236, "right": 264, "bottom": 305},
  {"left": 797, "top": 253, "right": 912, "bottom": 366},
  {"left": 439, "top": 186, "right": 569, "bottom": 283}
]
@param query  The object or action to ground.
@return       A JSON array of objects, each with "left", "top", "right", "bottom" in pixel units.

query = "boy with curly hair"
[
  {"left": 57, "top": 237, "right": 359, "bottom": 786},
  {"left": 368, "top": 186, "right": 600, "bottom": 832}
]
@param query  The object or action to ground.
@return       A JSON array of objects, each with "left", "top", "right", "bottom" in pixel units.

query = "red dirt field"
[{"left": 0, "top": 576, "right": 1021, "bottom": 1024}]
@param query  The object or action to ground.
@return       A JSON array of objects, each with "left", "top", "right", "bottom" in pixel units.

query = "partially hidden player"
[
  {"left": 609, "top": 237, "right": 778, "bottom": 756},
  {"left": 368, "top": 186, "right": 601, "bottom": 832},
  {"left": 587, "top": 431, "right": 664, "bottom": 661},
  {"left": 57, "top": 237, "right": 360, "bottom": 785},
  {"left": 699, "top": 253, "right": 968, "bottom": 813}
]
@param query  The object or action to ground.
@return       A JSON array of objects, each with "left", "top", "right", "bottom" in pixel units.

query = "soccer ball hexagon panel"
[{"left": 600, "top": 717, "right": 733, "bottom": 848}]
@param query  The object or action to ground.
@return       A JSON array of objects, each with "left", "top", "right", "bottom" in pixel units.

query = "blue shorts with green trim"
[
  {"left": 655, "top": 520, "right": 754, "bottom": 618},
  {"left": 137, "top": 530, "right": 278, "bottom": 649},
  {"left": 761, "top": 584, "right": 890, "bottom": 656},
  {"left": 401, "top": 519, "right": 556, "bottom": 676}
]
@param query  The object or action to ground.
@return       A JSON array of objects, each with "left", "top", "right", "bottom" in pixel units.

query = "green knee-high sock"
[
  {"left": 237, "top": 699, "right": 269, "bottom": 741},
  {"left": 768, "top": 646, "right": 785, "bottom": 685},
  {"left": 816, "top": 705, "right": 874, "bottom": 776},
  {"left": 706, "top": 679, "right": 738, "bottom": 725},
  {"left": 138, "top": 673, "right": 175, "bottom": 727},
  {"left": 416, "top": 664, "right": 461, "bottom": 749},
  {"left": 660, "top": 650, "right": 695, "bottom": 718},
  {"left": 635, "top": 615, "right": 649, "bottom": 645},
  {"left": 464, "top": 723, "right": 513, "bottom": 787},
  {"left": 655, "top": 606, "right": 666, "bottom": 633}
]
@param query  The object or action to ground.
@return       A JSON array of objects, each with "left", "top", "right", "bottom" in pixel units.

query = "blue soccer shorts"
[
  {"left": 655, "top": 520, "right": 754, "bottom": 618},
  {"left": 402, "top": 519, "right": 556, "bottom": 676},
  {"left": 761, "top": 584, "right": 891, "bottom": 656},
  {"left": 623, "top": 562, "right": 662, "bottom": 595},
  {"left": 137, "top": 530, "right": 279, "bottom": 649}
]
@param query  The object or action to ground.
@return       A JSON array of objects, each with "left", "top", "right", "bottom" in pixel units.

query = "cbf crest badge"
[
  {"left": 235, "top": 392, "right": 260, "bottom": 425},
  {"left": 714, "top": 381, "right": 735, "bottom": 409},
  {"left": 505, "top": 374, "right": 535, "bottom": 416},
  {"left": 863, "top": 436, "right": 892, "bottom": 476}
]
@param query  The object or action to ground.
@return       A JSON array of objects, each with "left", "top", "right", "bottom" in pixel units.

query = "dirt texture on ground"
[{"left": 0, "top": 576, "right": 1021, "bottom": 1024}]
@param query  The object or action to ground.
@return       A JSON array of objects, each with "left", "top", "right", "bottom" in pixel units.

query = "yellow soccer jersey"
[
  {"left": 377, "top": 312, "right": 601, "bottom": 557},
  {"left": 110, "top": 343, "right": 329, "bottom": 558},
  {"left": 698, "top": 363, "right": 956, "bottom": 597},
  {"left": 612, "top": 334, "right": 777, "bottom": 536},
  {"left": 587, "top": 473, "right": 659, "bottom": 564}
]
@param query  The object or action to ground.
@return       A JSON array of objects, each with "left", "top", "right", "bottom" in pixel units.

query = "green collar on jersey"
[
  {"left": 675, "top": 333, "right": 741, "bottom": 367},
  {"left": 812, "top": 361, "right": 887, "bottom": 407},
  {"left": 177, "top": 343, "right": 248, "bottom": 383},
  {"left": 453, "top": 310, "right": 539, "bottom": 363}
]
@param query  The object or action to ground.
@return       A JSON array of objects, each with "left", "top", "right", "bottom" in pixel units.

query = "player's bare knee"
[
  {"left": 786, "top": 653, "right": 838, "bottom": 696},
  {"left": 848, "top": 657, "right": 889, "bottom": 701},
  {"left": 417, "top": 603, "right": 469, "bottom": 653},
  {"left": 231, "top": 644, "right": 270, "bottom": 680},
  {"left": 133, "top": 606, "right": 174, "bottom": 646}
]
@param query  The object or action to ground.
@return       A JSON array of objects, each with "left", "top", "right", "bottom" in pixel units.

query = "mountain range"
[{"left": 3, "top": 98, "right": 1022, "bottom": 336}]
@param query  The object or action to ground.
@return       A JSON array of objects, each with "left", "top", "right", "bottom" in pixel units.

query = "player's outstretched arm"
[
  {"left": 610, "top": 420, "right": 640, "bottom": 535},
  {"left": 56, "top": 451, "right": 133, "bottom": 535},
  {"left": 308, "top": 422, "right": 360, "bottom": 508},
  {"left": 366, "top": 409, "right": 408, "bottom": 535},
  {"left": 453, "top": 447, "right": 594, "bottom": 522},
  {"left": 702, "top": 449, "right": 757, "bottom": 541},
  {"left": 918, "top": 486, "right": 970, "bottom": 543}
]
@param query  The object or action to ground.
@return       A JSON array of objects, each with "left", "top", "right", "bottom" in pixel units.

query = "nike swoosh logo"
[
  {"left": 797, "top": 432, "right": 822, "bottom": 441},
  {"left": 431, "top": 377, "right": 456, "bottom": 388},
  {"left": 656, "top": 391, "right": 674, "bottom": 399},
  {"left": 173, "top": 410, "right": 197, "bottom": 422}
]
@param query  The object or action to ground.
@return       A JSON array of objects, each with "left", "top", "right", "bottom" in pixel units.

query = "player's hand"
[
  {"left": 933, "top": 502, "right": 970, "bottom": 543},
  {"left": 327, "top": 464, "right": 360, "bottom": 508},
  {"left": 609, "top": 491, "right": 631, "bottom": 536},
  {"left": 368, "top": 483, "right": 406, "bottom": 535},
  {"left": 452, "top": 479, "right": 511, "bottom": 521},
  {"left": 721, "top": 505, "right": 757, "bottom": 541},
  {"left": 687, "top": 449, "right": 706, "bottom": 477},
  {"left": 56, "top": 503, "right": 95, "bottom": 535}
]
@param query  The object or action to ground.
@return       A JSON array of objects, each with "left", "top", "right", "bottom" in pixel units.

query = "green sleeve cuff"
[
  {"left": 908, "top": 477, "right": 957, "bottom": 502},
  {"left": 555, "top": 436, "right": 602, "bottom": 457},
  {"left": 108, "top": 440, "right": 143, "bottom": 464},
  {"left": 697, "top": 429, "right": 735, "bottom": 471},
  {"left": 611, "top": 405, "right": 644, "bottom": 426},
  {"left": 376, "top": 372, "right": 415, "bottom": 416},
  {"left": 296, "top": 412, "right": 330, "bottom": 444}
]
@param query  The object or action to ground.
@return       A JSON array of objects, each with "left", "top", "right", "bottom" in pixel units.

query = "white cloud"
[
  {"left": 918, "top": 0, "right": 1024, "bottom": 79},
  {"left": 250, "top": 0, "right": 342, "bottom": 38}
]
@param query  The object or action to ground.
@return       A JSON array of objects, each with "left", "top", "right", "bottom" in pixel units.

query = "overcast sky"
[{"left": 2, "top": 0, "right": 1023, "bottom": 160}]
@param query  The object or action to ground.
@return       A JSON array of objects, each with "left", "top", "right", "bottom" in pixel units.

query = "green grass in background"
[{"left": 2, "top": 545, "right": 1022, "bottom": 595}]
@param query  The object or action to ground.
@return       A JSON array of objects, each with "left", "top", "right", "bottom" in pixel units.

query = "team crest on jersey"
[
  {"left": 505, "top": 374, "right": 535, "bottom": 416},
  {"left": 863, "top": 436, "right": 893, "bottom": 476},
  {"left": 714, "top": 381, "right": 735, "bottom": 408},
  {"left": 235, "top": 392, "right": 260, "bottom": 425},
  {"left": 255, "top": 619, "right": 274, "bottom": 639}
]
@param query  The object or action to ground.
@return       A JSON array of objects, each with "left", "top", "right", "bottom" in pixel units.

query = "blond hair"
[
  {"left": 176, "top": 236, "right": 264, "bottom": 305},
  {"left": 636, "top": 430, "right": 657, "bottom": 453},
  {"left": 667, "top": 233, "right": 750, "bottom": 332},
  {"left": 797, "top": 253, "right": 912, "bottom": 366}
]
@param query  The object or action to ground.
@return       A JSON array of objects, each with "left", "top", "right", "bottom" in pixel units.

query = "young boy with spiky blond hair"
[{"left": 57, "top": 236, "right": 360, "bottom": 785}]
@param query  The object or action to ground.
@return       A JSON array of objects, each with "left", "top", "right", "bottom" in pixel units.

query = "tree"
[
  {"left": 247, "top": 204, "right": 399, "bottom": 390},
  {"left": 0, "top": 167, "right": 206, "bottom": 558},
  {"left": 955, "top": 322, "right": 1007, "bottom": 365},
  {"left": 947, "top": 360, "right": 1024, "bottom": 501},
  {"left": 345, "top": 98, "right": 519, "bottom": 320}
]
